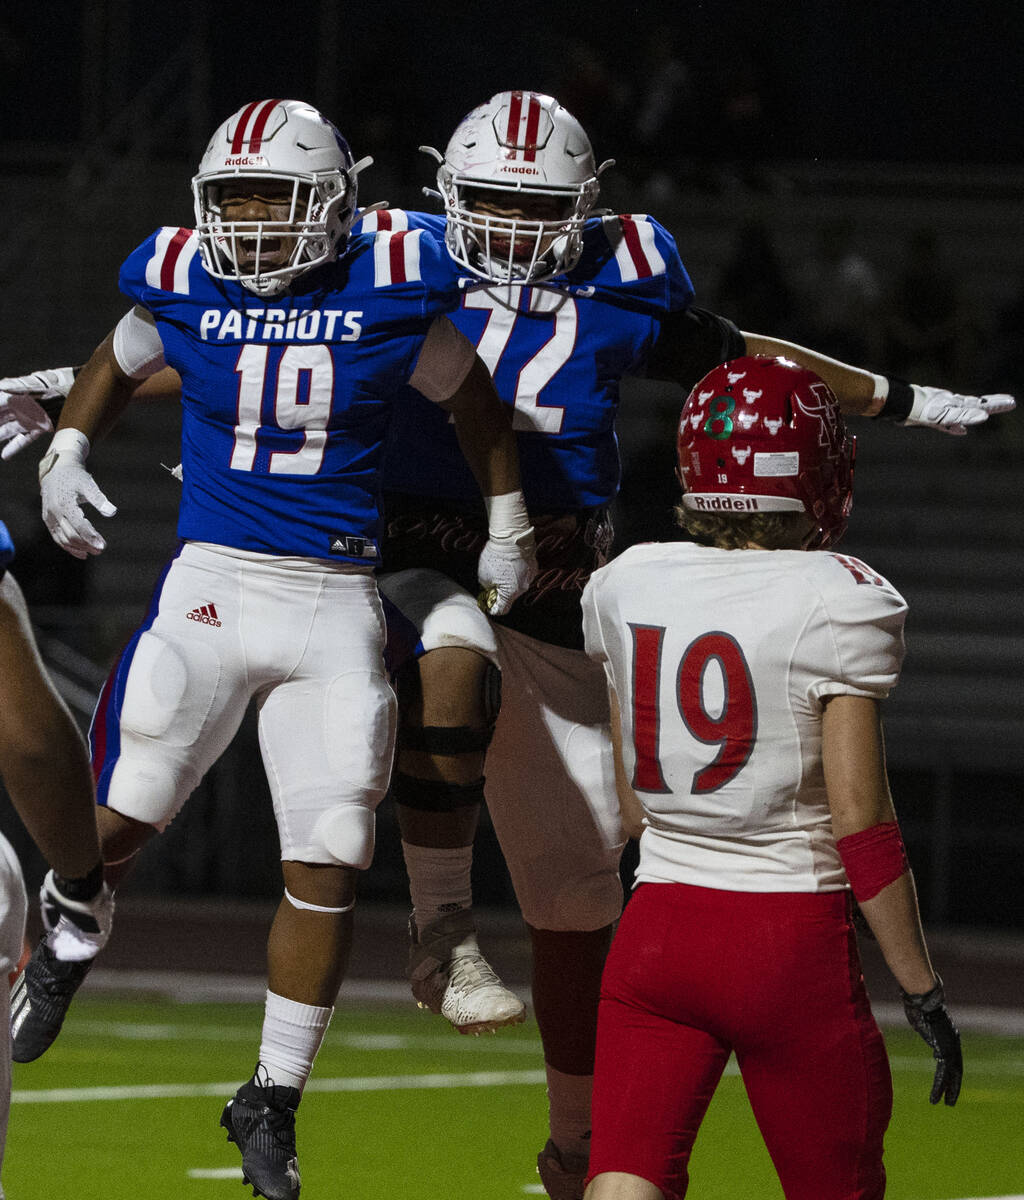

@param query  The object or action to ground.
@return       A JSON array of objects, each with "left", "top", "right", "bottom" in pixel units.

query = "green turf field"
[{"left": 5, "top": 993, "right": 1023, "bottom": 1200}]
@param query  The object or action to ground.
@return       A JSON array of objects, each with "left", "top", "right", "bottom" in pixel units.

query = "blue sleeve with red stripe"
[{"left": 570, "top": 215, "right": 694, "bottom": 316}]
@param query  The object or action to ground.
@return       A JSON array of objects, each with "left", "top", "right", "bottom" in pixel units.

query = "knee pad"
[
  {"left": 390, "top": 772, "right": 486, "bottom": 813},
  {"left": 517, "top": 864, "right": 625, "bottom": 933},
  {"left": 380, "top": 569, "right": 499, "bottom": 663},
  {"left": 311, "top": 802, "right": 376, "bottom": 870}
]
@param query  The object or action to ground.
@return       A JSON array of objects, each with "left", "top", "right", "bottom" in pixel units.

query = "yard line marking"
[
  {"left": 187, "top": 1169, "right": 244, "bottom": 1180},
  {"left": 887, "top": 1055, "right": 1024, "bottom": 1076},
  {"left": 12, "top": 1069, "right": 547, "bottom": 1105},
  {"left": 67, "top": 1020, "right": 544, "bottom": 1055},
  {"left": 872, "top": 1002, "right": 1024, "bottom": 1037},
  {"left": 81, "top": 971, "right": 1024, "bottom": 1035}
]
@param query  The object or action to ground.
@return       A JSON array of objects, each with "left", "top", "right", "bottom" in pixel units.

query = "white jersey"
[{"left": 582, "top": 542, "right": 907, "bottom": 893}]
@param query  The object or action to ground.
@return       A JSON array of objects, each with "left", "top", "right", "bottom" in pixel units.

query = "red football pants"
[{"left": 588, "top": 882, "right": 892, "bottom": 1200}]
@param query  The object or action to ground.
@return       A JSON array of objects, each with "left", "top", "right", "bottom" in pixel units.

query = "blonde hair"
[{"left": 675, "top": 504, "right": 812, "bottom": 551}]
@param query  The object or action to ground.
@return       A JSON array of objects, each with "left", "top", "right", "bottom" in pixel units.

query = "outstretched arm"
[
  {"left": 0, "top": 363, "right": 182, "bottom": 459},
  {"left": 641, "top": 307, "right": 1013, "bottom": 435},
  {"left": 743, "top": 330, "right": 1014, "bottom": 434}
]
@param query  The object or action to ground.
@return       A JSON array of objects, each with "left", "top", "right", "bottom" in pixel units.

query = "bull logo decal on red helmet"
[{"left": 795, "top": 382, "right": 846, "bottom": 458}]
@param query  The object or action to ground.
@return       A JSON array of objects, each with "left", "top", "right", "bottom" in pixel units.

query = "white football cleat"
[{"left": 407, "top": 908, "right": 526, "bottom": 1035}]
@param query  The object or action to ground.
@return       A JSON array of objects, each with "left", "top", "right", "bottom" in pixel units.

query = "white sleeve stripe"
[
  {"left": 608, "top": 215, "right": 667, "bottom": 283},
  {"left": 355, "top": 209, "right": 410, "bottom": 235},
  {"left": 372, "top": 228, "right": 423, "bottom": 287},
  {"left": 144, "top": 227, "right": 199, "bottom": 294}
]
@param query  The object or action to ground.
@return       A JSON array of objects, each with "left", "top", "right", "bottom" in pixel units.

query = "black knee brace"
[
  {"left": 397, "top": 724, "right": 493, "bottom": 755},
  {"left": 390, "top": 771, "right": 486, "bottom": 812}
]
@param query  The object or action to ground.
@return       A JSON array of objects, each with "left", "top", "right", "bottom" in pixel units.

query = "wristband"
[
  {"left": 901, "top": 974, "right": 944, "bottom": 1010},
  {"left": 836, "top": 820, "right": 909, "bottom": 901},
  {"left": 483, "top": 490, "right": 531, "bottom": 541},
  {"left": 48, "top": 427, "right": 91, "bottom": 462},
  {"left": 53, "top": 859, "right": 105, "bottom": 903},
  {"left": 872, "top": 375, "right": 915, "bottom": 423}
]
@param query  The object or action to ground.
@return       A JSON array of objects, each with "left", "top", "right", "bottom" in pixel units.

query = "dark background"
[
  {"left": 3, "top": 2, "right": 1023, "bottom": 170},
  {"left": 1, "top": 1, "right": 1022, "bottom": 930}
]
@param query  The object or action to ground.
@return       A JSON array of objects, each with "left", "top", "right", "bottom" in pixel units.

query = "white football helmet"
[
  {"left": 424, "top": 91, "right": 613, "bottom": 284},
  {"left": 192, "top": 99, "right": 371, "bottom": 295}
]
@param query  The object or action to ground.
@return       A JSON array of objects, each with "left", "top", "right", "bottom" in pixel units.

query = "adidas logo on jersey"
[
  {"left": 187, "top": 603, "right": 222, "bottom": 627},
  {"left": 329, "top": 536, "right": 377, "bottom": 558}
]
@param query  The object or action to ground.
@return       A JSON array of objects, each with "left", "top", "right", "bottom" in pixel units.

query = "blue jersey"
[
  {"left": 119, "top": 224, "right": 464, "bottom": 562},
  {"left": 359, "top": 210, "right": 694, "bottom": 512}
]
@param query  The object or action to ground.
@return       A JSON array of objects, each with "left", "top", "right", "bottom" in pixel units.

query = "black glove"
[{"left": 902, "top": 976, "right": 962, "bottom": 1106}]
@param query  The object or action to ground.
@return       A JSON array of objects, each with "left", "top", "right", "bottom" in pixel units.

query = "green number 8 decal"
[{"left": 704, "top": 395, "right": 735, "bottom": 440}]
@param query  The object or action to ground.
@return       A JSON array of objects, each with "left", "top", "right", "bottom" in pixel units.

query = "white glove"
[
  {"left": 39, "top": 428, "right": 117, "bottom": 559},
  {"left": 905, "top": 385, "right": 1016, "bottom": 436},
  {"left": 0, "top": 367, "right": 75, "bottom": 459},
  {"left": 40, "top": 868, "right": 114, "bottom": 963},
  {"left": 477, "top": 529, "right": 538, "bottom": 616},
  {"left": 477, "top": 489, "right": 538, "bottom": 616}
]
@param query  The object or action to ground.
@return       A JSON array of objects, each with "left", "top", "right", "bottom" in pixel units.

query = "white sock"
[
  {"left": 546, "top": 1064, "right": 593, "bottom": 1161},
  {"left": 401, "top": 842, "right": 473, "bottom": 929},
  {"left": 257, "top": 990, "right": 334, "bottom": 1092}
]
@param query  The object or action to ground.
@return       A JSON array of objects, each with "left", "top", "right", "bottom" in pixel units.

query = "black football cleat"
[
  {"left": 10, "top": 939, "right": 93, "bottom": 1062},
  {"left": 221, "top": 1073, "right": 302, "bottom": 1200}
]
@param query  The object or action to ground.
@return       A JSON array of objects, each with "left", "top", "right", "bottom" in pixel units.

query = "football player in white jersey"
[
  {"left": 0, "top": 521, "right": 113, "bottom": 1198},
  {"left": 579, "top": 356, "right": 961, "bottom": 1200},
  {"left": 2, "top": 100, "right": 536, "bottom": 1200}
]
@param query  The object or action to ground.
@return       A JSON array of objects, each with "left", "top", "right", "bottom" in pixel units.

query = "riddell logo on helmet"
[
  {"left": 500, "top": 165, "right": 540, "bottom": 175},
  {"left": 691, "top": 496, "right": 759, "bottom": 512},
  {"left": 223, "top": 155, "right": 268, "bottom": 167}
]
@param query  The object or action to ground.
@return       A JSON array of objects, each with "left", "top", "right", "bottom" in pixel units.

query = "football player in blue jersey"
[
  {"left": 0, "top": 521, "right": 114, "bottom": 1195},
  {"left": 3, "top": 99, "right": 536, "bottom": 1200},
  {"left": 0, "top": 91, "right": 1015, "bottom": 1200}
]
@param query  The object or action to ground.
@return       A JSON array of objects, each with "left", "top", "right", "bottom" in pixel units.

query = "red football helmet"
[{"left": 676, "top": 356, "right": 855, "bottom": 549}]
